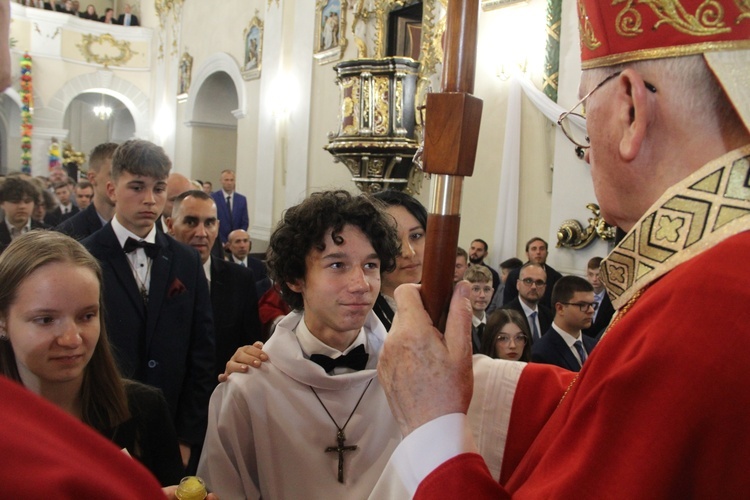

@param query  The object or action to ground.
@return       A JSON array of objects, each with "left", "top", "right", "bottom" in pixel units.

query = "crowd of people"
[
  {"left": 16, "top": 0, "right": 140, "bottom": 25},
  {"left": 1, "top": 0, "right": 749, "bottom": 497}
]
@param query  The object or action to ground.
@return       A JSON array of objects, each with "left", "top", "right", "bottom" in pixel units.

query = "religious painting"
[
  {"left": 242, "top": 12, "right": 264, "bottom": 81},
  {"left": 387, "top": 2, "right": 423, "bottom": 60},
  {"left": 177, "top": 51, "right": 192, "bottom": 102},
  {"left": 313, "top": 0, "right": 347, "bottom": 65}
]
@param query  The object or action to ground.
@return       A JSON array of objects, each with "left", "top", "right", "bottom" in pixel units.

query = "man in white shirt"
[
  {"left": 0, "top": 177, "right": 44, "bottom": 254},
  {"left": 198, "top": 190, "right": 402, "bottom": 499},
  {"left": 168, "top": 190, "right": 263, "bottom": 380},
  {"left": 500, "top": 263, "right": 552, "bottom": 344},
  {"left": 582, "top": 256, "right": 614, "bottom": 338}
]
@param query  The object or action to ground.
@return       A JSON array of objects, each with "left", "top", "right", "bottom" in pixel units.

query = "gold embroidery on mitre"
[
  {"left": 735, "top": 0, "right": 750, "bottom": 22},
  {"left": 602, "top": 145, "right": 750, "bottom": 309},
  {"left": 579, "top": 1, "right": 601, "bottom": 50},
  {"left": 615, "top": 0, "right": 645, "bottom": 36},
  {"left": 614, "top": 0, "right": 730, "bottom": 38}
]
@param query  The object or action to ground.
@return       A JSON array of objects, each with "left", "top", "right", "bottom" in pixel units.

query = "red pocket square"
[{"left": 168, "top": 278, "right": 187, "bottom": 298}]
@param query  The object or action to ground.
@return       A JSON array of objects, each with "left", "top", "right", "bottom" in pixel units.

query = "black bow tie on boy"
[
  {"left": 123, "top": 237, "right": 160, "bottom": 259},
  {"left": 310, "top": 344, "right": 369, "bottom": 373}
]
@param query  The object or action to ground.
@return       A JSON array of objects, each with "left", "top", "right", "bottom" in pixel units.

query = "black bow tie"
[
  {"left": 123, "top": 237, "right": 160, "bottom": 259},
  {"left": 310, "top": 344, "right": 369, "bottom": 373}
]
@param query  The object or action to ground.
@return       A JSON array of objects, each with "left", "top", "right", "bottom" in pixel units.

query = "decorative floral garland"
[{"left": 19, "top": 52, "right": 32, "bottom": 174}]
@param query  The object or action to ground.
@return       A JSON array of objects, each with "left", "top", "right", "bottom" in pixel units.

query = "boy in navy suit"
[
  {"left": 531, "top": 276, "right": 598, "bottom": 372},
  {"left": 82, "top": 140, "right": 214, "bottom": 472}
]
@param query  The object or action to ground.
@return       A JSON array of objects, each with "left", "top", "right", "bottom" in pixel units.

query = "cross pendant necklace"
[
  {"left": 125, "top": 254, "right": 152, "bottom": 304},
  {"left": 310, "top": 378, "right": 373, "bottom": 483}
]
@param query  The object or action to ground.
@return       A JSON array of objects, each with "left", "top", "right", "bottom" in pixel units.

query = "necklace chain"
[{"left": 310, "top": 377, "right": 374, "bottom": 483}]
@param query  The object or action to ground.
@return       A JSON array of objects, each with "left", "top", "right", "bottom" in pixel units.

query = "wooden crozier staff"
[{"left": 420, "top": 0, "right": 482, "bottom": 329}]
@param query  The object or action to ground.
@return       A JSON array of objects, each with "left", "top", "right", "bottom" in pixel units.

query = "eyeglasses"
[
  {"left": 560, "top": 301, "right": 599, "bottom": 312},
  {"left": 470, "top": 285, "right": 494, "bottom": 294},
  {"left": 520, "top": 278, "right": 546, "bottom": 287},
  {"left": 495, "top": 334, "right": 527, "bottom": 345},
  {"left": 557, "top": 71, "right": 657, "bottom": 159}
]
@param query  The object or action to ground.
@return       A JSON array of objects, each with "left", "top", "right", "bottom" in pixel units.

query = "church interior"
[{"left": 2, "top": 0, "right": 614, "bottom": 273}]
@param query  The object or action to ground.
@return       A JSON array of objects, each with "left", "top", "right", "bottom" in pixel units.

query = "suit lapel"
[
  {"left": 0, "top": 224, "right": 11, "bottom": 246},
  {"left": 210, "top": 258, "right": 226, "bottom": 311},
  {"left": 145, "top": 232, "right": 172, "bottom": 348},
  {"left": 552, "top": 332, "right": 580, "bottom": 371}
]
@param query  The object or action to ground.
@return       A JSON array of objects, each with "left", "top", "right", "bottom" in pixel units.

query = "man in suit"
[
  {"left": 117, "top": 3, "right": 139, "bottom": 26},
  {"left": 468, "top": 238, "right": 501, "bottom": 300},
  {"left": 464, "top": 265, "right": 493, "bottom": 353},
  {"left": 227, "top": 228, "right": 270, "bottom": 297},
  {"left": 44, "top": 182, "right": 78, "bottom": 226},
  {"left": 532, "top": 276, "right": 598, "bottom": 372},
  {"left": 168, "top": 190, "right": 263, "bottom": 381},
  {"left": 501, "top": 263, "right": 552, "bottom": 344},
  {"left": 82, "top": 140, "right": 214, "bottom": 472},
  {"left": 583, "top": 256, "right": 614, "bottom": 338},
  {"left": 56, "top": 142, "right": 117, "bottom": 240},
  {"left": 503, "top": 237, "right": 563, "bottom": 308},
  {"left": 0, "top": 177, "right": 47, "bottom": 254},
  {"left": 160, "top": 172, "right": 193, "bottom": 233},
  {"left": 211, "top": 169, "right": 249, "bottom": 244},
  {"left": 74, "top": 180, "right": 94, "bottom": 210}
]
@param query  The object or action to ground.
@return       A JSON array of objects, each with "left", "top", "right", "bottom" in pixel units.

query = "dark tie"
[
  {"left": 529, "top": 311, "right": 540, "bottom": 340},
  {"left": 573, "top": 340, "right": 587, "bottom": 366},
  {"left": 226, "top": 195, "right": 232, "bottom": 224},
  {"left": 310, "top": 344, "right": 369, "bottom": 373},
  {"left": 123, "top": 237, "right": 160, "bottom": 259},
  {"left": 472, "top": 324, "right": 484, "bottom": 353},
  {"left": 240, "top": 261, "right": 246, "bottom": 267}
]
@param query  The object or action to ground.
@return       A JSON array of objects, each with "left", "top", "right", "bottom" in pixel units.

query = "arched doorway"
[
  {"left": 187, "top": 71, "right": 239, "bottom": 188},
  {"left": 63, "top": 92, "right": 135, "bottom": 164}
]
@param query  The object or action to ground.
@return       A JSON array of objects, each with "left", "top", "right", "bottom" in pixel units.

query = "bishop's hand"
[{"left": 378, "top": 281, "right": 474, "bottom": 437}]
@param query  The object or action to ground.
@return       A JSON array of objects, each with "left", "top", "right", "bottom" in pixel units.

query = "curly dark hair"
[{"left": 267, "top": 190, "right": 399, "bottom": 311}]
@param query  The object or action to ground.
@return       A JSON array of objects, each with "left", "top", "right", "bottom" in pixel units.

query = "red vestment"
[
  {"left": 0, "top": 375, "right": 165, "bottom": 498},
  {"left": 417, "top": 231, "right": 750, "bottom": 498}
]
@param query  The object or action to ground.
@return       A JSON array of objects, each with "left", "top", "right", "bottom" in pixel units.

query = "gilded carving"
[
  {"left": 578, "top": 0, "right": 602, "bottom": 50},
  {"left": 76, "top": 34, "right": 136, "bottom": 68},
  {"left": 613, "top": 0, "right": 730, "bottom": 37},
  {"left": 340, "top": 76, "right": 360, "bottom": 135},
  {"left": 373, "top": 76, "right": 390, "bottom": 135},
  {"left": 556, "top": 203, "right": 617, "bottom": 250},
  {"left": 394, "top": 76, "right": 404, "bottom": 134},
  {"left": 360, "top": 73, "right": 370, "bottom": 134}
]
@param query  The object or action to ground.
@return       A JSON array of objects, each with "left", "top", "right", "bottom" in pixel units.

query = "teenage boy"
[
  {"left": 44, "top": 182, "right": 79, "bottom": 226},
  {"left": 83, "top": 139, "right": 215, "bottom": 471},
  {"left": 464, "top": 265, "right": 494, "bottom": 353},
  {"left": 0, "top": 177, "right": 45, "bottom": 254},
  {"left": 198, "top": 190, "right": 401, "bottom": 499}
]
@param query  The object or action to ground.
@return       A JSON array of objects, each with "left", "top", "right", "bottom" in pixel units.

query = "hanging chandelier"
[{"left": 93, "top": 94, "right": 112, "bottom": 120}]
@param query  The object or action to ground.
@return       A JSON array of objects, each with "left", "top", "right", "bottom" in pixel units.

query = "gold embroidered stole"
[{"left": 602, "top": 145, "right": 750, "bottom": 310}]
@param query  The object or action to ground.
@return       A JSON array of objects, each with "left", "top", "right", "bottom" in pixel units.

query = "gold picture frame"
[
  {"left": 313, "top": 0, "right": 347, "bottom": 65},
  {"left": 242, "top": 12, "right": 264, "bottom": 81},
  {"left": 177, "top": 51, "right": 193, "bottom": 102}
]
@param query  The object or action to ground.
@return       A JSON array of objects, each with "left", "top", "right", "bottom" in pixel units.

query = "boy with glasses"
[{"left": 530, "top": 276, "right": 598, "bottom": 371}]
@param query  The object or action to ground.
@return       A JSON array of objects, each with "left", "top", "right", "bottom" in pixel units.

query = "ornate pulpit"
[{"left": 326, "top": 57, "right": 421, "bottom": 194}]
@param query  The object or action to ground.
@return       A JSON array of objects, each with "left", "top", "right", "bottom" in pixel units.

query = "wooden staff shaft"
[{"left": 419, "top": 0, "right": 482, "bottom": 329}]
